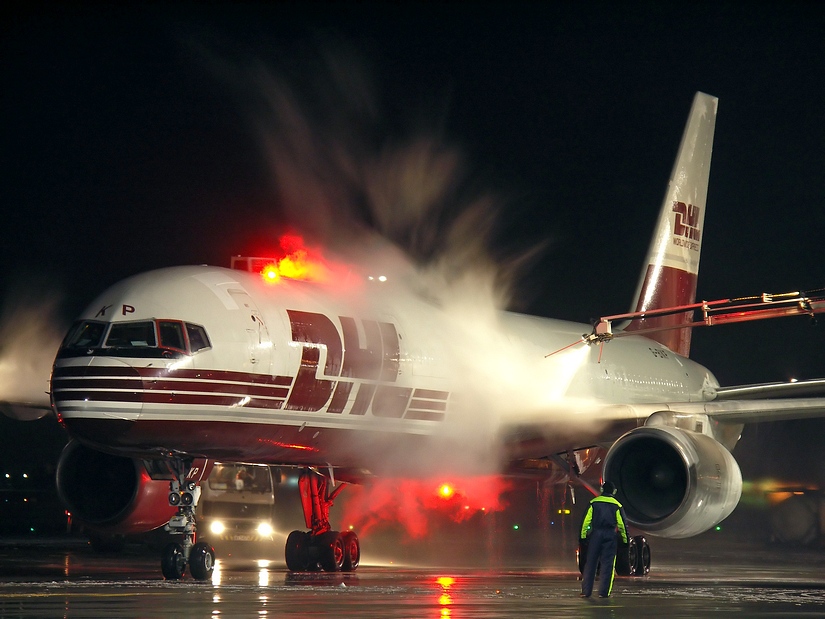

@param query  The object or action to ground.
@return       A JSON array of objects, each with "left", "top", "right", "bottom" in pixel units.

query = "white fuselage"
[{"left": 51, "top": 266, "right": 719, "bottom": 476}]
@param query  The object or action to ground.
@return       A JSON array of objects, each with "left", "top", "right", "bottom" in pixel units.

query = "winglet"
[{"left": 623, "top": 92, "right": 718, "bottom": 357}]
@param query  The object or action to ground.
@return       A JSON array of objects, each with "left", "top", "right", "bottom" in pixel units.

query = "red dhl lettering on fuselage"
[{"left": 284, "top": 310, "right": 448, "bottom": 422}]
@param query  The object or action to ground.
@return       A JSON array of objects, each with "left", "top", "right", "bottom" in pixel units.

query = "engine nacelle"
[
  {"left": 56, "top": 441, "right": 177, "bottom": 535},
  {"left": 602, "top": 426, "right": 742, "bottom": 538}
]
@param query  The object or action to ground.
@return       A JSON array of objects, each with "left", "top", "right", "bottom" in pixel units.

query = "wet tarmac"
[{"left": 0, "top": 537, "right": 823, "bottom": 618}]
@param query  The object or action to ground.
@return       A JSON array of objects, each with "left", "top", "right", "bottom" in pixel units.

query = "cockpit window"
[
  {"left": 58, "top": 319, "right": 211, "bottom": 358},
  {"left": 106, "top": 321, "right": 157, "bottom": 348},
  {"left": 186, "top": 323, "right": 211, "bottom": 353},
  {"left": 62, "top": 321, "right": 107, "bottom": 349},
  {"left": 159, "top": 321, "right": 186, "bottom": 351}
]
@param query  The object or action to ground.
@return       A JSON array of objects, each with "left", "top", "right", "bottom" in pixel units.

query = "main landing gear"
[
  {"left": 284, "top": 469, "right": 360, "bottom": 572},
  {"left": 161, "top": 460, "right": 215, "bottom": 581}
]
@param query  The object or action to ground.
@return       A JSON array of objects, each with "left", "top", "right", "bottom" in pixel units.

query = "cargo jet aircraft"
[{"left": 46, "top": 92, "right": 825, "bottom": 580}]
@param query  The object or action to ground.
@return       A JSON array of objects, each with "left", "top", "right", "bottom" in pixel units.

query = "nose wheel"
[
  {"left": 161, "top": 461, "right": 215, "bottom": 581},
  {"left": 161, "top": 542, "right": 187, "bottom": 580}
]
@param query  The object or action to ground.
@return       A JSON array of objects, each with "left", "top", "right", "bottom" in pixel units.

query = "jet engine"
[
  {"left": 56, "top": 440, "right": 177, "bottom": 535},
  {"left": 602, "top": 425, "right": 742, "bottom": 538}
]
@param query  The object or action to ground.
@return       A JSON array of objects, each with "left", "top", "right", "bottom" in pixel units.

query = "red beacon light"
[
  {"left": 261, "top": 263, "right": 281, "bottom": 283},
  {"left": 231, "top": 235, "right": 340, "bottom": 284},
  {"left": 438, "top": 484, "right": 455, "bottom": 500},
  {"left": 230, "top": 256, "right": 283, "bottom": 283},
  {"left": 231, "top": 254, "right": 327, "bottom": 284}
]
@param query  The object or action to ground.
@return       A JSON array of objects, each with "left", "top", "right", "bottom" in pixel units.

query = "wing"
[
  {"left": 676, "top": 378, "right": 825, "bottom": 423},
  {"left": 501, "top": 378, "right": 825, "bottom": 466},
  {"left": 712, "top": 378, "right": 825, "bottom": 400}
]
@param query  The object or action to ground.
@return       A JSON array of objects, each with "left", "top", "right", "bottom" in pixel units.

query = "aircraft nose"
[{"left": 51, "top": 359, "right": 144, "bottom": 443}]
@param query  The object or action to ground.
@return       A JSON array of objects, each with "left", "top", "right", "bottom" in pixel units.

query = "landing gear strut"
[
  {"left": 285, "top": 469, "right": 360, "bottom": 572},
  {"left": 161, "top": 459, "right": 215, "bottom": 581}
]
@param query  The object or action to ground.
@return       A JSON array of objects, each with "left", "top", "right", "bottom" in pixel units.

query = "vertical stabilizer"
[{"left": 624, "top": 92, "right": 717, "bottom": 356}]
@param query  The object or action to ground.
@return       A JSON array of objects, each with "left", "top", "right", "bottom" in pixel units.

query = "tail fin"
[{"left": 624, "top": 92, "right": 718, "bottom": 356}]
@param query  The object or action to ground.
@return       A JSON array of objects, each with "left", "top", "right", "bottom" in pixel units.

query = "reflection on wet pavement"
[{"left": 0, "top": 538, "right": 823, "bottom": 618}]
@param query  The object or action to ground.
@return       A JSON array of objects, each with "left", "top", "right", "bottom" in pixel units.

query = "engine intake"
[
  {"left": 602, "top": 426, "right": 742, "bottom": 538},
  {"left": 56, "top": 441, "right": 176, "bottom": 534}
]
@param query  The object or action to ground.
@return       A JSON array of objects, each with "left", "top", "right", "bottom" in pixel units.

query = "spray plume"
[
  {"left": 0, "top": 286, "right": 66, "bottom": 417},
  {"left": 339, "top": 476, "right": 513, "bottom": 540},
  {"left": 202, "top": 43, "right": 583, "bottom": 539}
]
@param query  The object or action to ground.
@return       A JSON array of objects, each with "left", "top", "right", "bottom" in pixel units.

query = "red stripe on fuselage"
[
  {"left": 54, "top": 390, "right": 142, "bottom": 403},
  {"left": 52, "top": 365, "right": 294, "bottom": 387},
  {"left": 52, "top": 355, "right": 449, "bottom": 459},
  {"left": 52, "top": 377, "right": 289, "bottom": 399},
  {"left": 404, "top": 410, "right": 445, "bottom": 421},
  {"left": 53, "top": 391, "right": 284, "bottom": 409}
]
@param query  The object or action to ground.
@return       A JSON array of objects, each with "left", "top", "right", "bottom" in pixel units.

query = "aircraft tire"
[
  {"left": 342, "top": 531, "right": 360, "bottom": 572},
  {"left": 615, "top": 539, "right": 631, "bottom": 576},
  {"left": 189, "top": 542, "right": 216, "bottom": 581},
  {"left": 626, "top": 537, "right": 640, "bottom": 575},
  {"left": 285, "top": 530, "right": 310, "bottom": 572},
  {"left": 161, "top": 542, "right": 186, "bottom": 580},
  {"left": 318, "top": 531, "right": 345, "bottom": 572},
  {"left": 637, "top": 536, "right": 651, "bottom": 576}
]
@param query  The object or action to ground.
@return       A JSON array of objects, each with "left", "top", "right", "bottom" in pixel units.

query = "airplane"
[{"left": 42, "top": 91, "right": 825, "bottom": 580}]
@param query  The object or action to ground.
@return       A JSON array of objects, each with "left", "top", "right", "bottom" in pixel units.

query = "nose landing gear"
[{"left": 161, "top": 463, "right": 215, "bottom": 581}]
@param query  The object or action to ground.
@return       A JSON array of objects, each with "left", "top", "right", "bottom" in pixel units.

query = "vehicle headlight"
[
  {"left": 210, "top": 520, "right": 226, "bottom": 535},
  {"left": 256, "top": 522, "right": 273, "bottom": 537}
]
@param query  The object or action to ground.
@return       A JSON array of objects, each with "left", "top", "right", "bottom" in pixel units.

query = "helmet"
[{"left": 601, "top": 481, "right": 617, "bottom": 496}]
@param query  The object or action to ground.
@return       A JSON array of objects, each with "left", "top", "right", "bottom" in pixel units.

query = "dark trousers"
[{"left": 581, "top": 529, "right": 618, "bottom": 597}]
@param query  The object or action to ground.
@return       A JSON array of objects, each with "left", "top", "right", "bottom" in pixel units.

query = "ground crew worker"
[{"left": 580, "top": 480, "right": 628, "bottom": 598}]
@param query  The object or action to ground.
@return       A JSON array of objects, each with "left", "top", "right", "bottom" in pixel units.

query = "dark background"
[{"left": 3, "top": 2, "right": 824, "bottom": 493}]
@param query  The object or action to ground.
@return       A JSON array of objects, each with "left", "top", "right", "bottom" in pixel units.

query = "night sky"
[{"left": 4, "top": 1, "right": 825, "bottom": 392}]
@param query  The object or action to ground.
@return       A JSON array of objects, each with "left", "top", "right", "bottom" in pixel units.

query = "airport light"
[{"left": 438, "top": 484, "right": 455, "bottom": 499}]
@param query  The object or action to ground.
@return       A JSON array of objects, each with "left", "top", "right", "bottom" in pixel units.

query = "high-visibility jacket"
[{"left": 580, "top": 495, "right": 628, "bottom": 543}]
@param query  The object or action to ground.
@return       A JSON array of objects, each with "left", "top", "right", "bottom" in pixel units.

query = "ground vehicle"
[{"left": 199, "top": 463, "right": 275, "bottom": 543}]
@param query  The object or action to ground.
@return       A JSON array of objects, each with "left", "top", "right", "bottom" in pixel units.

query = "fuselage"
[{"left": 51, "top": 266, "right": 719, "bottom": 475}]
